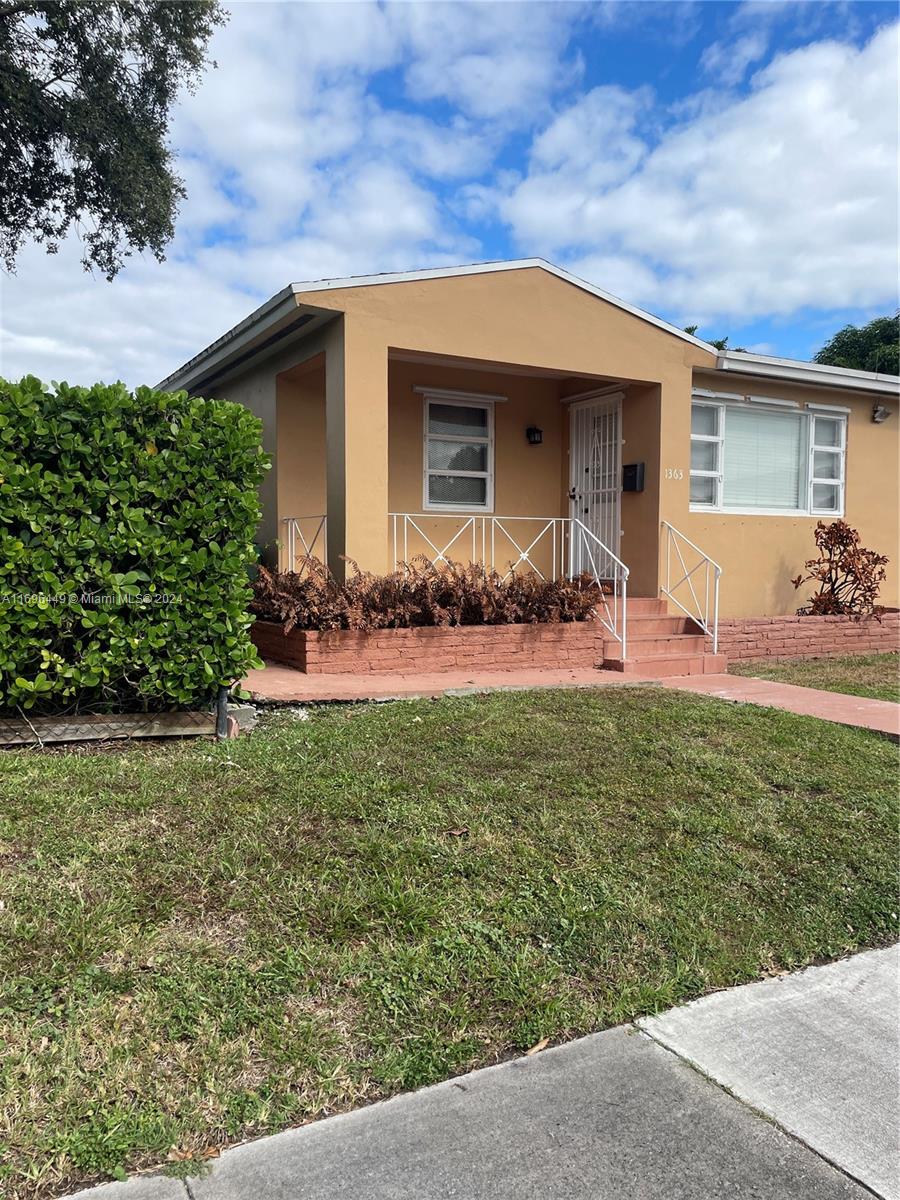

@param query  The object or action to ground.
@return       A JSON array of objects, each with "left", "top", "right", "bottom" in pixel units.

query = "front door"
[{"left": 568, "top": 393, "right": 622, "bottom": 578}]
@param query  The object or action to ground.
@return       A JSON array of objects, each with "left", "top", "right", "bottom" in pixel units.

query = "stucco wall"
[
  {"left": 208, "top": 362, "right": 279, "bottom": 556},
  {"left": 208, "top": 266, "right": 896, "bottom": 618},
  {"left": 276, "top": 357, "right": 327, "bottom": 525},
  {"left": 208, "top": 319, "right": 342, "bottom": 568},
  {"left": 620, "top": 383, "right": 662, "bottom": 599},
  {"left": 386, "top": 358, "right": 567, "bottom": 574},
  {"left": 293, "top": 266, "right": 713, "bottom": 576},
  {"left": 663, "top": 370, "right": 900, "bottom": 617}
]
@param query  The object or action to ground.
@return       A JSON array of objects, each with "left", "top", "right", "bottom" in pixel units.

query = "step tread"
[
  {"left": 614, "top": 657, "right": 720, "bottom": 667},
  {"left": 627, "top": 614, "right": 703, "bottom": 626},
  {"left": 621, "top": 633, "right": 707, "bottom": 643},
  {"left": 601, "top": 651, "right": 727, "bottom": 679}
]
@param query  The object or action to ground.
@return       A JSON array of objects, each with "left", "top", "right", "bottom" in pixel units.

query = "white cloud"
[
  {"left": 499, "top": 21, "right": 900, "bottom": 323},
  {"left": 398, "top": 2, "right": 583, "bottom": 121},
  {"left": 367, "top": 109, "right": 494, "bottom": 180},
  {"left": 0, "top": 239, "right": 251, "bottom": 386},
  {"left": 701, "top": 31, "right": 769, "bottom": 85}
]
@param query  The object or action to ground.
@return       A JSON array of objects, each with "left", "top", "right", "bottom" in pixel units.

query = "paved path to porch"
[
  {"left": 244, "top": 662, "right": 642, "bottom": 702},
  {"left": 245, "top": 663, "right": 900, "bottom": 737},
  {"left": 661, "top": 672, "right": 900, "bottom": 738}
]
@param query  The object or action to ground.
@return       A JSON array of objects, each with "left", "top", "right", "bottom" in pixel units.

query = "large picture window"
[
  {"left": 690, "top": 397, "right": 846, "bottom": 516},
  {"left": 423, "top": 394, "right": 495, "bottom": 511}
]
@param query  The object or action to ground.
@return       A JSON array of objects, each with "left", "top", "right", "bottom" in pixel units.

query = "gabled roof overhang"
[
  {"left": 157, "top": 258, "right": 714, "bottom": 393},
  {"left": 157, "top": 258, "right": 900, "bottom": 399}
]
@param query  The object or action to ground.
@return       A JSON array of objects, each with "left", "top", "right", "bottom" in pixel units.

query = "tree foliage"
[
  {"left": 813, "top": 314, "right": 899, "bottom": 375},
  {"left": 0, "top": 0, "right": 225, "bottom": 279},
  {"left": 683, "top": 326, "right": 746, "bottom": 352}
]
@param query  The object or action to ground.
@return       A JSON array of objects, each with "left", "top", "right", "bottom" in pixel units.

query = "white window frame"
[
  {"left": 422, "top": 392, "right": 495, "bottom": 512},
  {"left": 689, "top": 401, "right": 724, "bottom": 509},
  {"left": 808, "top": 411, "right": 846, "bottom": 516},
  {"left": 689, "top": 394, "right": 847, "bottom": 517}
]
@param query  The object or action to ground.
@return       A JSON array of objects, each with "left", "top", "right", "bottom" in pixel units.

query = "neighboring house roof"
[
  {"left": 715, "top": 349, "right": 900, "bottom": 395},
  {"left": 158, "top": 258, "right": 900, "bottom": 397}
]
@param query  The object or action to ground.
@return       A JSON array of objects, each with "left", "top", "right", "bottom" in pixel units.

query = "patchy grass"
[
  {"left": 0, "top": 687, "right": 897, "bottom": 1199},
  {"left": 729, "top": 652, "right": 900, "bottom": 703}
]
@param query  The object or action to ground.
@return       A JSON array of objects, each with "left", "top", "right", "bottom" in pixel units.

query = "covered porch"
[
  {"left": 275, "top": 349, "right": 722, "bottom": 662},
  {"left": 277, "top": 351, "right": 641, "bottom": 653}
]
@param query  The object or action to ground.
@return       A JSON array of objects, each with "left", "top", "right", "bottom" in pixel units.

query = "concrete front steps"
[{"left": 602, "top": 597, "right": 727, "bottom": 678}]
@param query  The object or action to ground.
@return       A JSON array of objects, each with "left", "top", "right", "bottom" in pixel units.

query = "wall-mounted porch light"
[
  {"left": 872, "top": 404, "right": 892, "bottom": 424},
  {"left": 526, "top": 426, "right": 543, "bottom": 445}
]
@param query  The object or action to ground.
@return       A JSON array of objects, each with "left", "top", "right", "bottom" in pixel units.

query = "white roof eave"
[{"left": 715, "top": 350, "right": 900, "bottom": 397}]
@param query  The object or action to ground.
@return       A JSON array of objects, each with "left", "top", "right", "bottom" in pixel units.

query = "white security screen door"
[{"left": 569, "top": 394, "right": 622, "bottom": 578}]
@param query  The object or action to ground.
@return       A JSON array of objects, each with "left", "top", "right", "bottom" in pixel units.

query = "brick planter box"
[
  {"left": 251, "top": 619, "right": 603, "bottom": 675},
  {"left": 718, "top": 610, "right": 900, "bottom": 662}
]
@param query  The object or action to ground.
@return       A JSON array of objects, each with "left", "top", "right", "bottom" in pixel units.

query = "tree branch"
[{"left": 0, "top": 0, "right": 37, "bottom": 20}]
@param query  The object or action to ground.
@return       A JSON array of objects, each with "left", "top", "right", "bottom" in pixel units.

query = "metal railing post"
[
  {"left": 660, "top": 521, "right": 722, "bottom": 652},
  {"left": 713, "top": 568, "right": 721, "bottom": 654}
]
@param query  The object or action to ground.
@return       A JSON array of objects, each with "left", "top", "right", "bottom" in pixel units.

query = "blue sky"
[{"left": 1, "top": 0, "right": 897, "bottom": 386}]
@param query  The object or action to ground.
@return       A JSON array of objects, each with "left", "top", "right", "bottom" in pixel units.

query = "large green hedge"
[{"left": 0, "top": 377, "right": 269, "bottom": 713}]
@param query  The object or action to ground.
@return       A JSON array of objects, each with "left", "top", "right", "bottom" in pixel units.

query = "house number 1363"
[{"left": 665, "top": 467, "right": 684, "bottom": 480}]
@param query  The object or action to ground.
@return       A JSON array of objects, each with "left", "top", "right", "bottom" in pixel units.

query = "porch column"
[
  {"left": 325, "top": 317, "right": 390, "bottom": 578},
  {"left": 619, "top": 382, "right": 662, "bottom": 598},
  {"left": 656, "top": 371, "right": 695, "bottom": 587}
]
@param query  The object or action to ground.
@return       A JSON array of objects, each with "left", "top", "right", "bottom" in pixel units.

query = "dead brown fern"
[{"left": 251, "top": 557, "right": 603, "bottom": 631}]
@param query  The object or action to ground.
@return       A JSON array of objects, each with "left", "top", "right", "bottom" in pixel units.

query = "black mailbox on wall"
[{"left": 622, "top": 462, "right": 645, "bottom": 493}]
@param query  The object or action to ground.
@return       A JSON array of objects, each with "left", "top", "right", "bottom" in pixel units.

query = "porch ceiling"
[{"left": 388, "top": 347, "right": 635, "bottom": 390}]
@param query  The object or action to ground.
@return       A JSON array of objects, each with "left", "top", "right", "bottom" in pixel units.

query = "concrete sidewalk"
[
  {"left": 640, "top": 942, "right": 900, "bottom": 1199},
  {"left": 68, "top": 945, "right": 898, "bottom": 1200}
]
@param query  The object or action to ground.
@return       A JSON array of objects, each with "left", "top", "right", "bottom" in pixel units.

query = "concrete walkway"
[
  {"left": 661, "top": 672, "right": 900, "bottom": 738},
  {"left": 246, "top": 661, "right": 900, "bottom": 738},
  {"left": 245, "top": 661, "right": 640, "bottom": 702},
  {"left": 68, "top": 946, "right": 899, "bottom": 1200}
]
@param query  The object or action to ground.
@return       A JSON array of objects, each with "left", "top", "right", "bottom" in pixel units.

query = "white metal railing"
[
  {"left": 661, "top": 520, "right": 722, "bottom": 653},
  {"left": 281, "top": 515, "right": 327, "bottom": 573},
  {"left": 389, "top": 512, "right": 629, "bottom": 657}
]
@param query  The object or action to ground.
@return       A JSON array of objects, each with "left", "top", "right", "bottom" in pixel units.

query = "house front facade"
[{"left": 160, "top": 259, "right": 899, "bottom": 663}]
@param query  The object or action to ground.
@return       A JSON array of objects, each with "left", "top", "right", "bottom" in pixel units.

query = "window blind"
[{"left": 722, "top": 408, "right": 805, "bottom": 510}]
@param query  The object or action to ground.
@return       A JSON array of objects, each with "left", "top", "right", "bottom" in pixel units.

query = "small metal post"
[
  {"left": 713, "top": 569, "right": 721, "bottom": 655},
  {"left": 215, "top": 685, "right": 229, "bottom": 740}
]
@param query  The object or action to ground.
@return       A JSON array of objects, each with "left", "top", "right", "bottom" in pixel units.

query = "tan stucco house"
[{"left": 160, "top": 259, "right": 899, "bottom": 663}]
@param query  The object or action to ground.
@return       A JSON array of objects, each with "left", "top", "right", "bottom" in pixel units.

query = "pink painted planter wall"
[
  {"left": 717, "top": 611, "right": 900, "bottom": 662},
  {"left": 251, "top": 619, "right": 603, "bottom": 675}
]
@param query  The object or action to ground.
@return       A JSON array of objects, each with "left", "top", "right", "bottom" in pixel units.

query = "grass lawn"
[
  {"left": 0, "top": 688, "right": 897, "bottom": 1199},
  {"left": 729, "top": 652, "right": 900, "bottom": 703}
]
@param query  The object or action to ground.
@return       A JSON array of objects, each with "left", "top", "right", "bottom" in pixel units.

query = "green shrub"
[
  {"left": 0, "top": 376, "right": 269, "bottom": 713},
  {"left": 251, "top": 557, "right": 603, "bottom": 632}
]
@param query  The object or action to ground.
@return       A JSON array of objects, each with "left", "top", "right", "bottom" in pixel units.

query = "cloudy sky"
[{"left": 1, "top": 0, "right": 897, "bottom": 388}]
